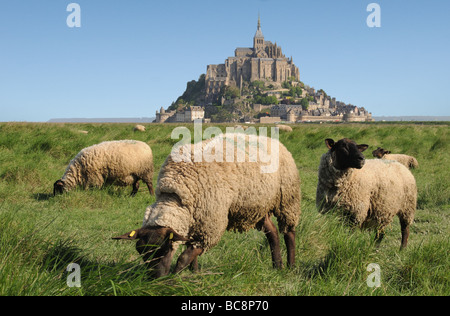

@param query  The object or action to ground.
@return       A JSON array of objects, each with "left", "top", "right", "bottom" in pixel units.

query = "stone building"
[
  {"left": 205, "top": 17, "right": 300, "bottom": 103},
  {"left": 155, "top": 107, "right": 176, "bottom": 123},
  {"left": 155, "top": 106, "right": 205, "bottom": 123}
]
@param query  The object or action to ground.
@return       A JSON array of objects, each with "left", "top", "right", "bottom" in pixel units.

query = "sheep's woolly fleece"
[
  {"left": 60, "top": 140, "right": 153, "bottom": 191},
  {"left": 317, "top": 152, "right": 416, "bottom": 231},
  {"left": 382, "top": 154, "right": 418, "bottom": 169},
  {"left": 276, "top": 125, "right": 293, "bottom": 132},
  {"left": 143, "top": 133, "right": 301, "bottom": 251}
]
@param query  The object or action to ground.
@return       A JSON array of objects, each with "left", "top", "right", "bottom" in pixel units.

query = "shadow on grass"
[
  {"left": 40, "top": 239, "right": 155, "bottom": 292},
  {"left": 32, "top": 193, "right": 54, "bottom": 201},
  {"left": 39, "top": 238, "right": 221, "bottom": 295}
]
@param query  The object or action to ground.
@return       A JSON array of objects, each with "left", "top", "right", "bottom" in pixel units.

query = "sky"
[{"left": 0, "top": 0, "right": 449, "bottom": 122}]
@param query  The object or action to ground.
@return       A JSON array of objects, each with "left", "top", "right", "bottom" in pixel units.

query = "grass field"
[{"left": 0, "top": 122, "right": 448, "bottom": 296}]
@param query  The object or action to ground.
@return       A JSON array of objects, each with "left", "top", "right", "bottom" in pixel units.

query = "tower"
[{"left": 253, "top": 15, "right": 264, "bottom": 53}]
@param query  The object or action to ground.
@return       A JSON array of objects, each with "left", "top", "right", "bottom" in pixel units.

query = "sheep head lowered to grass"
[
  {"left": 112, "top": 226, "right": 189, "bottom": 277},
  {"left": 113, "top": 133, "right": 301, "bottom": 278},
  {"left": 53, "top": 140, "right": 154, "bottom": 197}
]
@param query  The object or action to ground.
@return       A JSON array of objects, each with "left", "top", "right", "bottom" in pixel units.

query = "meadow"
[{"left": 0, "top": 122, "right": 448, "bottom": 296}]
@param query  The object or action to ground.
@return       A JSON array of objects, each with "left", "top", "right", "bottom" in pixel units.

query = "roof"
[
  {"left": 254, "top": 15, "right": 264, "bottom": 38},
  {"left": 254, "top": 28, "right": 264, "bottom": 38},
  {"left": 235, "top": 47, "right": 253, "bottom": 52}
]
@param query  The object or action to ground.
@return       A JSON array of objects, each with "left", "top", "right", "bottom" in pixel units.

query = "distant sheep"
[
  {"left": 133, "top": 125, "right": 146, "bottom": 132},
  {"left": 276, "top": 124, "right": 293, "bottom": 132},
  {"left": 54, "top": 140, "right": 154, "bottom": 196},
  {"left": 317, "top": 138, "right": 417, "bottom": 249},
  {"left": 113, "top": 133, "right": 301, "bottom": 277},
  {"left": 372, "top": 147, "right": 419, "bottom": 169}
]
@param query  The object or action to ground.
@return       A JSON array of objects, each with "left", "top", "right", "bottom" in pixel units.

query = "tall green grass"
[{"left": 0, "top": 122, "right": 448, "bottom": 295}]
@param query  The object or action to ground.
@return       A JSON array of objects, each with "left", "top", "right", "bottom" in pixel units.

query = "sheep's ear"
[
  {"left": 385, "top": 150, "right": 392, "bottom": 154},
  {"left": 112, "top": 229, "right": 141, "bottom": 240},
  {"left": 325, "top": 139, "right": 335, "bottom": 149},
  {"left": 357, "top": 144, "right": 369, "bottom": 152},
  {"left": 165, "top": 228, "right": 189, "bottom": 243}
]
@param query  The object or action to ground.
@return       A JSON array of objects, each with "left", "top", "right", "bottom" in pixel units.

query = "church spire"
[{"left": 254, "top": 14, "right": 264, "bottom": 39}]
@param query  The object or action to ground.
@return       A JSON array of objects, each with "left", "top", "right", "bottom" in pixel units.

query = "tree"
[
  {"left": 253, "top": 94, "right": 279, "bottom": 105},
  {"left": 300, "top": 98, "right": 309, "bottom": 111},
  {"left": 289, "top": 86, "right": 302, "bottom": 98},
  {"left": 255, "top": 108, "right": 271, "bottom": 119},
  {"left": 211, "top": 107, "right": 238, "bottom": 123},
  {"left": 282, "top": 81, "right": 292, "bottom": 89},
  {"left": 220, "top": 85, "right": 241, "bottom": 101},
  {"left": 250, "top": 80, "right": 265, "bottom": 92}
]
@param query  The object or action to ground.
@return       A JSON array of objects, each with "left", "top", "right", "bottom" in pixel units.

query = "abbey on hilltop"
[
  {"left": 205, "top": 16, "right": 300, "bottom": 103},
  {"left": 155, "top": 16, "right": 373, "bottom": 123}
]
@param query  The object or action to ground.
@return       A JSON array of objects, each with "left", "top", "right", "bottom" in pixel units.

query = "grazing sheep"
[
  {"left": 233, "top": 125, "right": 248, "bottom": 130},
  {"left": 316, "top": 138, "right": 417, "bottom": 249},
  {"left": 372, "top": 147, "right": 419, "bottom": 169},
  {"left": 133, "top": 124, "right": 146, "bottom": 132},
  {"left": 53, "top": 140, "right": 154, "bottom": 196},
  {"left": 113, "top": 133, "right": 301, "bottom": 277},
  {"left": 276, "top": 124, "right": 293, "bottom": 132}
]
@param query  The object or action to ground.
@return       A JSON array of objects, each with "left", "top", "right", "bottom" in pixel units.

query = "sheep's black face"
[
  {"left": 325, "top": 138, "right": 369, "bottom": 170},
  {"left": 112, "top": 226, "right": 188, "bottom": 278},
  {"left": 372, "top": 147, "right": 390, "bottom": 158},
  {"left": 135, "top": 228, "right": 172, "bottom": 267},
  {"left": 53, "top": 180, "right": 65, "bottom": 196}
]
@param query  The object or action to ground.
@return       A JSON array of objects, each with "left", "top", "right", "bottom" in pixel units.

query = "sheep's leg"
[
  {"left": 189, "top": 256, "right": 199, "bottom": 272},
  {"left": 375, "top": 230, "right": 385, "bottom": 248},
  {"left": 146, "top": 182, "right": 154, "bottom": 196},
  {"left": 174, "top": 246, "right": 203, "bottom": 274},
  {"left": 400, "top": 218, "right": 410, "bottom": 250},
  {"left": 261, "top": 214, "right": 283, "bottom": 269},
  {"left": 283, "top": 231, "right": 296, "bottom": 268},
  {"left": 130, "top": 179, "right": 140, "bottom": 196}
]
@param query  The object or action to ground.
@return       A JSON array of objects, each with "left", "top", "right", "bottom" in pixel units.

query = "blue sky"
[{"left": 0, "top": 0, "right": 449, "bottom": 122}]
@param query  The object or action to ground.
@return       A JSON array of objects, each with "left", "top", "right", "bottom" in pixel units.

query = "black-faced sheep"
[
  {"left": 316, "top": 138, "right": 417, "bottom": 249},
  {"left": 113, "top": 133, "right": 301, "bottom": 277},
  {"left": 372, "top": 147, "right": 419, "bottom": 169},
  {"left": 53, "top": 140, "right": 154, "bottom": 196}
]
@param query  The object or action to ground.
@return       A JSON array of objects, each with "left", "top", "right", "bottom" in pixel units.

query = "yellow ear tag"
[
  {"left": 169, "top": 232, "right": 174, "bottom": 240},
  {"left": 129, "top": 231, "right": 136, "bottom": 238}
]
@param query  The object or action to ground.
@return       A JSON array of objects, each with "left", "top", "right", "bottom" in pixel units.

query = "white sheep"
[
  {"left": 233, "top": 125, "right": 248, "bottom": 130},
  {"left": 53, "top": 140, "right": 154, "bottom": 196},
  {"left": 316, "top": 138, "right": 417, "bottom": 249},
  {"left": 133, "top": 125, "right": 146, "bottom": 132},
  {"left": 113, "top": 133, "right": 301, "bottom": 277},
  {"left": 276, "top": 124, "right": 293, "bottom": 132},
  {"left": 372, "top": 147, "right": 419, "bottom": 169}
]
